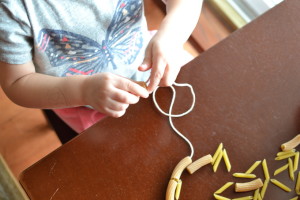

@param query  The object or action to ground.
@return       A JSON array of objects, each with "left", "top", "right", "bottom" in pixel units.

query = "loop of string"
[{"left": 152, "top": 82, "right": 196, "bottom": 158}]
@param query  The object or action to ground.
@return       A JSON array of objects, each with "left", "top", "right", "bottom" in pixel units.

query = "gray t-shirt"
[{"left": 0, "top": 0, "right": 151, "bottom": 81}]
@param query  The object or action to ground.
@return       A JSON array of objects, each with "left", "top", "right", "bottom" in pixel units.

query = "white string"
[{"left": 152, "top": 82, "right": 196, "bottom": 158}]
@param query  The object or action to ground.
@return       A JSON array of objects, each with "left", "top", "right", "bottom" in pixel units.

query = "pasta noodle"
[
  {"left": 222, "top": 149, "right": 231, "bottom": 172},
  {"left": 175, "top": 179, "right": 182, "bottom": 200},
  {"left": 270, "top": 179, "right": 291, "bottom": 192},
  {"left": 245, "top": 161, "right": 261, "bottom": 174},
  {"left": 260, "top": 179, "right": 269, "bottom": 199},
  {"left": 253, "top": 189, "right": 259, "bottom": 200},
  {"left": 277, "top": 149, "right": 296, "bottom": 156},
  {"left": 235, "top": 178, "right": 263, "bottom": 192},
  {"left": 233, "top": 173, "right": 256, "bottom": 179},
  {"left": 134, "top": 81, "right": 147, "bottom": 89},
  {"left": 290, "top": 197, "right": 298, "bottom": 200},
  {"left": 275, "top": 152, "right": 296, "bottom": 160},
  {"left": 232, "top": 196, "right": 253, "bottom": 200},
  {"left": 213, "top": 194, "right": 231, "bottom": 200},
  {"left": 294, "top": 152, "right": 299, "bottom": 172},
  {"left": 288, "top": 158, "right": 294, "bottom": 181},
  {"left": 186, "top": 154, "right": 212, "bottom": 174},
  {"left": 262, "top": 159, "right": 270, "bottom": 180},
  {"left": 215, "top": 182, "right": 234, "bottom": 194},
  {"left": 213, "top": 150, "right": 223, "bottom": 172},
  {"left": 295, "top": 171, "right": 300, "bottom": 195},
  {"left": 274, "top": 164, "right": 289, "bottom": 176},
  {"left": 281, "top": 134, "right": 300, "bottom": 151},
  {"left": 212, "top": 143, "right": 223, "bottom": 165}
]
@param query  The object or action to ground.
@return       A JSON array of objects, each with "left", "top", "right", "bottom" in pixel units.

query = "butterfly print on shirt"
[{"left": 36, "top": 0, "right": 144, "bottom": 76}]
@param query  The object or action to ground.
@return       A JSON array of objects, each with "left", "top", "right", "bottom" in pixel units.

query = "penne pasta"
[
  {"left": 213, "top": 150, "right": 223, "bottom": 172},
  {"left": 232, "top": 196, "right": 253, "bottom": 200},
  {"left": 186, "top": 154, "right": 212, "bottom": 174},
  {"left": 288, "top": 158, "right": 294, "bottom": 181},
  {"left": 245, "top": 161, "right": 261, "bottom": 174},
  {"left": 222, "top": 149, "right": 231, "bottom": 172},
  {"left": 213, "top": 193, "right": 231, "bottom": 200},
  {"left": 235, "top": 178, "right": 263, "bottom": 192},
  {"left": 277, "top": 149, "right": 296, "bottom": 156},
  {"left": 233, "top": 173, "right": 256, "bottom": 179},
  {"left": 212, "top": 143, "right": 223, "bottom": 165},
  {"left": 275, "top": 152, "right": 296, "bottom": 160},
  {"left": 274, "top": 164, "right": 289, "bottom": 176},
  {"left": 294, "top": 152, "right": 299, "bottom": 172},
  {"left": 260, "top": 179, "right": 269, "bottom": 199},
  {"left": 295, "top": 171, "right": 300, "bottom": 195},
  {"left": 257, "top": 193, "right": 262, "bottom": 200},
  {"left": 262, "top": 159, "right": 270, "bottom": 180},
  {"left": 281, "top": 134, "right": 300, "bottom": 151},
  {"left": 253, "top": 189, "right": 259, "bottom": 200},
  {"left": 215, "top": 182, "right": 234, "bottom": 194},
  {"left": 290, "top": 197, "right": 298, "bottom": 200},
  {"left": 270, "top": 179, "right": 291, "bottom": 192},
  {"left": 175, "top": 179, "right": 182, "bottom": 200}
]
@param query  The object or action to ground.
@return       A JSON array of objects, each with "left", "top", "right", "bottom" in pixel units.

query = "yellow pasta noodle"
[
  {"left": 262, "top": 159, "right": 270, "bottom": 180},
  {"left": 260, "top": 179, "right": 269, "bottom": 199},
  {"left": 275, "top": 152, "right": 296, "bottom": 160},
  {"left": 213, "top": 193, "right": 231, "bottom": 200},
  {"left": 233, "top": 173, "right": 256, "bottom": 179},
  {"left": 294, "top": 151, "right": 299, "bottom": 172},
  {"left": 186, "top": 154, "right": 212, "bottom": 174},
  {"left": 235, "top": 178, "right": 263, "bottom": 192},
  {"left": 245, "top": 161, "right": 261, "bottom": 174},
  {"left": 215, "top": 182, "right": 234, "bottom": 194},
  {"left": 274, "top": 163, "right": 289, "bottom": 176},
  {"left": 213, "top": 150, "right": 223, "bottom": 172},
  {"left": 295, "top": 171, "right": 300, "bottom": 195},
  {"left": 270, "top": 179, "right": 291, "bottom": 192},
  {"left": 290, "top": 197, "right": 298, "bottom": 200},
  {"left": 212, "top": 143, "right": 223, "bottom": 165},
  {"left": 232, "top": 196, "right": 253, "bottom": 200},
  {"left": 253, "top": 189, "right": 259, "bottom": 200},
  {"left": 257, "top": 193, "right": 262, "bottom": 200},
  {"left": 175, "top": 179, "right": 182, "bottom": 200},
  {"left": 222, "top": 149, "right": 231, "bottom": 172},
  {"left": 277, "top": 149, "right": 296, "bottom": 156},
  {"left": 281, "top": 134, "right": 300, "bottom": 151},
  {"left": 288, "top": 158, "right": 294, "bottom": 181}
]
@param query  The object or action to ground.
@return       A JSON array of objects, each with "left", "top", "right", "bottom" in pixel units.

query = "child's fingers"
[
  {"left": 104, "top": 107, "right": 126, "bottom": 118},
  {"left": 147, "top": 55, "right": 167, "bottom": 92},
  {"left": 106, "top": 99, "right": 129, "bottom": 111},
  {"left": 115, "top": 77, "right": 149, "bottom": 98},
  {"left": 159, "top": 64, "right": 181, "bottom": 87},
  {"left": 139, "top": 45, "right": 152, "bottom": 71},
  {"left": 110, "top": 89, "right": 140, "bottom": 104}
]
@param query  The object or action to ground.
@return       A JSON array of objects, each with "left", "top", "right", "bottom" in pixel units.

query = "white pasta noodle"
[{"left": 235, "top": 178, "right": 263, "bottom": 192}]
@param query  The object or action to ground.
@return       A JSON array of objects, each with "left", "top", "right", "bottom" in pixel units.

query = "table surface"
[{"left": 20, "top": 0, "right": 300, "bottom": 199}]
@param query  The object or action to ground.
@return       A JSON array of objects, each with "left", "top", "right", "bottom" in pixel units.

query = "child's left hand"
[{"left": 138, "top": 32, "right": 189, "bottom": 93}]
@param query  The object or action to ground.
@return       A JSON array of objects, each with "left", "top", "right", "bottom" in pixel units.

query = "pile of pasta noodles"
[{"left": 209, "top": 134, "right": 300, "bottom": 200}]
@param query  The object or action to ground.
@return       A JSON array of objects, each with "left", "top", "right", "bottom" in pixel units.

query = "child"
[{"left": 0, "top": 0, "right": 203, "bottom": 133}]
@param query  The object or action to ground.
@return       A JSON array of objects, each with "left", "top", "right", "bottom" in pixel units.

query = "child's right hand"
[{"left": 82, "top": 72, "right": 149, "bottom": 118}]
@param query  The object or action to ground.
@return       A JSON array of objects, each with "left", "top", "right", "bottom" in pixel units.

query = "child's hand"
[
  {"left": 138, "top": 32, "right": 189, "bottom": 93},
  {"left": 82, "top": 72, "right": 149, "bottom": 118}
]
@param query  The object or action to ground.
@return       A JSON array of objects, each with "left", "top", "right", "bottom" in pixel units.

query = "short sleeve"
[{"left": 0, "top": 0, "right": 33, "bottom": 64}]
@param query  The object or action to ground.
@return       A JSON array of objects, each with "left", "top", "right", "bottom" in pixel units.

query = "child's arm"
[
  {"left": 140, "top": 0, "right": 203, "bottom": 92},
  {"left": 0, "top": 61, "right": 149, "bottom": 118}
]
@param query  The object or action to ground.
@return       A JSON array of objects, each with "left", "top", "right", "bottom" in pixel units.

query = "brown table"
[{"left": 20, "top": 0, "right": 300, "bottom": 199}]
